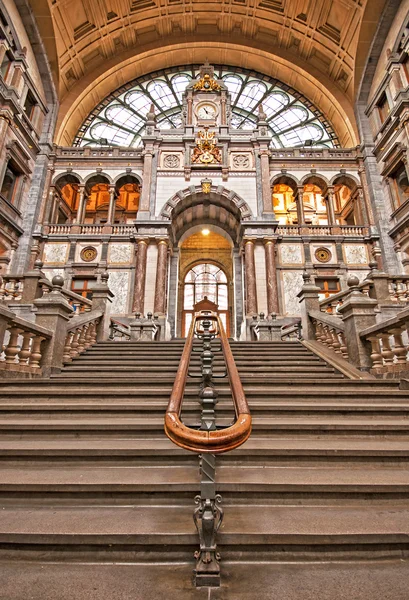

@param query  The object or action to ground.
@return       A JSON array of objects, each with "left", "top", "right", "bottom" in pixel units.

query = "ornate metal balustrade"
[{"left": 165, "top": 311, "right": 251, "bottom": 587}]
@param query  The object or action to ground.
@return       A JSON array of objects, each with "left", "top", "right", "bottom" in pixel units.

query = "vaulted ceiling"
[{"left": 29, "top": 0, "right": 388, "bottom": 146}]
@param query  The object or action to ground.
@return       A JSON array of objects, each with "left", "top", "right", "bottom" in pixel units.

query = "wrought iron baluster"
[{"left": 193, "top": 316, "right": 223, "bottom": 587}]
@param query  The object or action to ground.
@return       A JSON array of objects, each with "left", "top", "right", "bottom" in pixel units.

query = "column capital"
[{"left": 263, "top": 238, "right": 277, "bottom": 246}]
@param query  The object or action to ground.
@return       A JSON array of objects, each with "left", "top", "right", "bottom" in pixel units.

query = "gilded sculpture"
[{"left": 191, "top": 129, "right": 222, "bottom": 165}]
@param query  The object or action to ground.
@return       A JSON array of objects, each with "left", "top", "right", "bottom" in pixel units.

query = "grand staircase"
[{"left": 0, "top": 340, "right": 409, "bottom": 599}]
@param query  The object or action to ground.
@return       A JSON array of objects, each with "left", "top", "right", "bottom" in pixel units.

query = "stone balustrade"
[
  {"left": 63, "top": 315, "right": 101, "bottom": 363},
  {"left": 0, "top": 275, "right": 24, "bottom": 301},
  {"left": 309, "top": 311, "right": 349, "bottom": 360},
  {"left": 388, "top": 276, "right": 409, "bottom": 303},
  {"left": 250, "top": 313, "right": 301, "bottom": 341},
  {"left": 360, "top": 305, "right": 409, "bottom": 376},
  {"left": 129, "top": 312, "right": 161, "bottom": 341},
  {"left": 0, "top": 304, "right": 52, "bottom": 374},
  {"left": 109, "top": 318, "right": 131, "bottom": 340}
]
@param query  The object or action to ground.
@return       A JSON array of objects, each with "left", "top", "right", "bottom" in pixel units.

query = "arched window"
[
  {"left": 183, "top": 263, "right": 229, "bottom": 336},
  {"left": 74, "top": 65, "right": 338, "bottom": 149}
]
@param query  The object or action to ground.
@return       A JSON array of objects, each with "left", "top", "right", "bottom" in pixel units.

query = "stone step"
[
  {"left": 1, "top": 560, "right": 408, "bottom": 600},
  {"left": 69, "top": 358, "right": 324, "bottom": 366},
  {"left": 0, "top": 438, "right": 408, "bottom": 466},
  {"left": 1, "top": 400, "right": 409, "bottom": 416},
  {"left": 0, "top": 382, "right": 402, "bottom": 396},
  {"left": 1, "top": 415, "right": 409, "bottom": 436},
  {"left": 0, "top": 505, "right": 407, "bottom": 562},
  {"left": 59, "top": 364, "right": 338, "bottom": 374}
]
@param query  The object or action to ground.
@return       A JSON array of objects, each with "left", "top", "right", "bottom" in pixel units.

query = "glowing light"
[{"left": 202, "top": 229, "right": 210, "bottom": 236}]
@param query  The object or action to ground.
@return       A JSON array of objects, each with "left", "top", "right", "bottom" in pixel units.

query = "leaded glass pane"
[{"left": 75, "top": 65, "right": 338, "bottom": 149}]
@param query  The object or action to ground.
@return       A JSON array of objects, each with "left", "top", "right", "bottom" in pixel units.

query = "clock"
[{"left": 197, "top": 103, "right": 217, "bottom": 120}]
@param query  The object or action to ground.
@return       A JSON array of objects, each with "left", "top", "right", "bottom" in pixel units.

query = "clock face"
[{"left": 197, "top": 104, "right": 216, "bottom": 120}]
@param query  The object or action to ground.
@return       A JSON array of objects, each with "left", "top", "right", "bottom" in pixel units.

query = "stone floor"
[{"left": 1, "top": 560, "right": 409, "bottom": 600}]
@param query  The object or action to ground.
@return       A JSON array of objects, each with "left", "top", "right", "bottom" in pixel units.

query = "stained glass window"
[{"left": 74, "top": 65, "right": 338, "bottom": 149}]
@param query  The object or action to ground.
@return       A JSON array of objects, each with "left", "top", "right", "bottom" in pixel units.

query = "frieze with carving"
[{"left": 191, "top": 129, "right": 222, "bottom": 165}]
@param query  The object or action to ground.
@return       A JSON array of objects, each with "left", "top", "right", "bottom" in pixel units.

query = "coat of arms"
[{"left": 191, "top": 129, "right": 222, "bottom": 165}]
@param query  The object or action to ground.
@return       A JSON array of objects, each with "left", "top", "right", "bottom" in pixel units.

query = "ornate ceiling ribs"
[
  {"left": 29, "top": 0, "right": 387, "bottom": 145},
  {"left": 47, "top": 0, "right": 370, "bottom": 99}
]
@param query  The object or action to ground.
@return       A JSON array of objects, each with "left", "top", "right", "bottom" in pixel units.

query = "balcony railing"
[{"left": 45, "top": 223, "right": 369, "bottom": 237}]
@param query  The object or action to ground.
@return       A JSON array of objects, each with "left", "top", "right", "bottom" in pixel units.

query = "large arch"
[
  {"left": 161, "top": 184, "right": 251, "bottom": 245},
  {"left": 55, "top": 43, "right": 359, "bottom": 148}
]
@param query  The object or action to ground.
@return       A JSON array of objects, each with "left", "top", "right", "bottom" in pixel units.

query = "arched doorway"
[{"left": 182, "top": 262, "right": 229, "bottom": 336}]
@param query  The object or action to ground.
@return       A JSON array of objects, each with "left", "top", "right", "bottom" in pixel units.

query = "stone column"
[
  {"left": 47, "top": 186, "right": 58, "bottom": 223},
  {"left": 74, "top": 185, "right": 86, "bottom": 224},
  {"left": 154, "top": 240, "right": 168, "bottom": 315},
  {"left": 259, "top": 149, "right": 273, "bottom": 214},
  {"left": 106, "top": 185, "right": 117, "bottom": 224},
  {"left": 10, "top": 63, "right": 25, "bottom": 97},
  {"left": 325, "top": 187, "right": 336, "bottom": 225},
  {"left": 132, "top": 239, "right": 148, "bottom": 314},
  {"left": 138, "top": 149, "right": 153, "bottom": 216},
  {"left": 357, "top": 165, "right": 374, "bottom": 226},
  {"left": 296, "top": 186, "right": 305, "bottom": 225},
  {"left": 264, "top": 239, "right": 279, "bottom": 314},
  {"left": 244, "top": 239, "right": 258, "bottom": 315},
  {"left": 0, "top": 41, "right": 8, "bottom": 65}
]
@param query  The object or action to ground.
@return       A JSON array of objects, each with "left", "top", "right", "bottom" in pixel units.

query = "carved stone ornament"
[
  {"left": 163, "top": 154, "right": 180, "bottom": 169},
  {"left": 80, "top": 246, "right": 98, "bottom": 262},
  {"left": 232, "top": 154, "right": 250, "bottom": 169},
  {"left": 191, "top": 129, "right": 222, "bottom": 164},
  {"left": 315, "top": 247, "right": 332, "bottom": 263},
  {"left": 201, "top": 178, "right": 212, "bottom": 194},
  {"left": 193, "top": 73, "right": 221, "bottom": 92}
]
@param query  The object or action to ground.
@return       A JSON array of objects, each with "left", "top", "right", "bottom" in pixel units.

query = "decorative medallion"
[
  {"left": 163, "top": 154, "right": 180, "bottom": 169},
  {"left": 232, "top": 154, "right": 250, "bottom": 169},
  {"left": 315, "top": 247, "right": 332, "bottom": 263},
  {"left": 193, "top": 73, "right": 221, "bottom": 92},
  {"left": 191, "top": 129, "right": 222, "bottom": 164},
  {"left": 80, "top": 246, "right": 98, "bottom": 262}
]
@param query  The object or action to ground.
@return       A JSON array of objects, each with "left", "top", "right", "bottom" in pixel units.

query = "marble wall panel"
[
  {"left": 143, "top": 243, "right": 158, "bottom": 313},
  {"left": 343, "top": 244, "right": 368, "bottom": 265},
  {"left": 43, "top": 243, "right": 69, "bottom": 265},
  {"left": 254, "top": 243, "right": 268, "bottom": 314},
  {"left": 280, "top": 244, "right": 304, "bottom": 265},
  {"left": 282, "top": 271, "right": 304, "bottom": 315},
  {"left": 108, "top": 270, "right": 130, "bottom": 314},
  {"left": 109, "top": 243, "right": 133, "bottom": 265}
]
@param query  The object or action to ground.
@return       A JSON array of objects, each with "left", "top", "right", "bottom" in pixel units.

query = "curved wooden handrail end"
[{"left": 164, "top": 412, "right": 252, "bottom": 454}]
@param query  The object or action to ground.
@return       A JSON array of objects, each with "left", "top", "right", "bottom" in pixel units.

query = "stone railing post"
[
  {"left": 91, "top": 272, "right": 114, "bottom": 341},
  {"left": 33, "top": 275, "right": 74, "bottom": 373},
  {"left": 20, "top": 261, "right": 46, "bottom": 304},
  {"left": 337, "top": 275, "right": 378, "bottom": 371},
  {"left": 297, "top": 272, "right": 321, "bottom": 340}
]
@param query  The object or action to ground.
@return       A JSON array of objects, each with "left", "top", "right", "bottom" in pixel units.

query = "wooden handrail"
[{"left": 164, "top": 311, "right": 252, "bottom": 454}]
